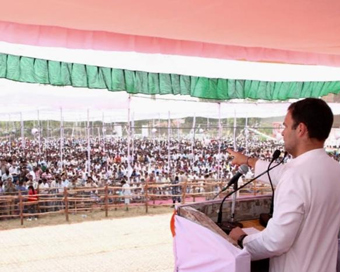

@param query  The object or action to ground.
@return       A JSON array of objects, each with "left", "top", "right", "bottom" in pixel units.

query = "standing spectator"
[
  {"left": 121, "top": 180, "right": 131, "bottom": 211},
  {"left": 171, "top": 176, "right": 181, "bottom": 208},
  {"left": 3, "top": 177, "right": 17, "bottom": 215},
  {"left": 27, "top": 185, "right": 38, "bottom": 221}
]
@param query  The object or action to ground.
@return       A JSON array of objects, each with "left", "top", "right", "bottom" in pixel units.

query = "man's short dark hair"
[{"left": 288, "top": 98, "right": 333, "bottom": 141}]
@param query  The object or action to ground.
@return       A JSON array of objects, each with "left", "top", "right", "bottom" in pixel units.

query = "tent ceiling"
[
  {"left": 0, "top": 1, "right": 340, "bottom": 108},
  {"left": 1, "top": 1, "right": 340, "bottom": 57},
  {"left": 1, "top": 1, "right": 340, "bottom": 66}
]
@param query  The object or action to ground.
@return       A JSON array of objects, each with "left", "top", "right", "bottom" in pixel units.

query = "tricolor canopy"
[{"left": 0, "top": 0, "right": 340, "bottom": 119}]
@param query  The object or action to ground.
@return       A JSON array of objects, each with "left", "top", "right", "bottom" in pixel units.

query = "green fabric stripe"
[{"left": 1, "top": 53, "right": 340, "bottom": 101}]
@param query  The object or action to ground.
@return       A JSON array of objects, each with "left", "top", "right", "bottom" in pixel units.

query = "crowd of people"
[
  {"left": 0, "top": 134, "right": 339, "bottom": 214},
  {"left": 0, "top": 136, "right": 272, "bottom": 187}
]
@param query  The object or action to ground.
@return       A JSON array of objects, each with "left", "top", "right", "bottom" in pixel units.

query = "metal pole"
[
  {"left": 152, "top": 119, "right": 155, "bottom": 145},
  {"left": 60, "top": 108, "right": 63, "bottom": 170},
  {"left": 8, "top": 114, "right": 11, "bottom": 153},
  {"left": 191, "top": 114, "right": 196, "bottom": 166},
  {"left": 231, "top": 111, "right": 238, "bottom": 223},
  {"left": 71, "top": 122, "right": 75, "bottom": 138},
  {"left": 168, "top": 111, "right": 171, "bottom": 174},
  {"left": 20, "top": 113, "right": 25, "bottom": 149},
  {"left": 131, "top": 112, "right": 135, "bottom": 164},
  {"left": 218, "top": 103, "right": 222, "bottom": 180},
  {"left": 102, "top": 112, "right": 105, "bottom": 152},
  {"left": 233, "top": 111, "right": 237, "bottom": 150},
  {"left": 46, "top": 119, "right": 49, "bottom": 151},
  {"left": 177, "top": 119, "right": 180, "bottom": 140},
  {"left": 127, "top": 96, "right": 131, "bottom": 183},
  {"left": 87, "top": 109, "right": 91, "bottom": 174},
  {"left": 38, "top": 110, "right": 41, "bottom": 157},
  {"left": 245, "top": 116, "right": 248, "bottom": 154},
  {"left": 158, "top": 114, "right": 161, "bottom": 139}
]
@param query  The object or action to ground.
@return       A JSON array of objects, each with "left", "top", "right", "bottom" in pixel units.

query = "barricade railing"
[{"left": 0, "top": 179, "right": 272, "bottom": 225}]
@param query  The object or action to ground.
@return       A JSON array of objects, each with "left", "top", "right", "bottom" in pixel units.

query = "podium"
[
  {"left": 172, "top": 195, "right": 340, "bottom": 272},
  {"left": 172, "top": 195, "right": 272, "bottom": 272},
  {"left": 172, "top": 208, "right": 250, "bottom": 272}
]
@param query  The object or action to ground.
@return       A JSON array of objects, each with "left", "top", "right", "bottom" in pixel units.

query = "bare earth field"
[{"left": 0, "top": 207, "right": 175, "bottom": 272}]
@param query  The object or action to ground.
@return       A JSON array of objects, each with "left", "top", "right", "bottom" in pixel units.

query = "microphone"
[
  {"left": 217, "top": 151, "right": 287, "bottom": 232},
  {"left": 216, "top": 164, "right": 248, "bottom": 225},
  {"left": 260, "top": 149, "right": 281, "bottom": 227},
  {"left": 213, "top": 164, "right": 249, "bottom": 200},
  {"left": 226, "top": 164, "right": 249, "bottom": 188},
  {"left": 268, "top": 150, "right": 282, "bottom": 202},
  {"left": 271, "top": 150, "right": 281, "bottom": 163},
  {"left": 227, "top": 151, "right": 287, "bottom": 198}
]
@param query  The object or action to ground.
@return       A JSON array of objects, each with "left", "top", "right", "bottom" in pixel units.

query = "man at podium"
[{"left": 229, "top": 98, "right": 340, "bottom": 272}]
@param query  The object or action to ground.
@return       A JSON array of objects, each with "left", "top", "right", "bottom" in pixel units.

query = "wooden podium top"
[{"left": 241, "top": 219, "right": 265, "bottom": 231}]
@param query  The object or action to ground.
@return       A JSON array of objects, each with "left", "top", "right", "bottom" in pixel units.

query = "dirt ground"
[
  {"left": 0, "top": 206, "right": 175, "bottom": 272},
  {"left": 0, "top": 206, "right": 173, "bottom": 230}
]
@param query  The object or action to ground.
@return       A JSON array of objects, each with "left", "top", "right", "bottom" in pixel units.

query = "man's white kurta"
[{"left": 245, "top": 149, "right": 340, "bottom": 272}]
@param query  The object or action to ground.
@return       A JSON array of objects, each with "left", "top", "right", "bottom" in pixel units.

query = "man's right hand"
[
  {"left": 227, "top": 148, "right": 257, "bottom": 168},
  {"left": 227, "top": 149, "right": 248, "bottom": 166}
]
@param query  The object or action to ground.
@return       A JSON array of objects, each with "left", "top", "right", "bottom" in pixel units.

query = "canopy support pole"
[
  {"left": 60, "top": 108, "right": 63, "bottom": 170},
  {"left": 168, "top": 111, "right": 171, "bottom": 174},
  {"left": 191, "top": 114, "right": 196, "bottom": 167},
  {"left": 37, "top": 110, "right": 41, "bottom": 157},
  {"left": 245, "top": 115, "right": 248, "bottom": 154},
  {"left": 46, "top": 119, "right": 49, "bottom": 151},
  {"left": 218, "top": 103, "right": 222, "bottom": 180},
  {"left": 20, "top": 113, "right": 25, "bottom": 149},
  {"left": 8, "top": 114, "right": 11, "bottom": 153},
  {"left": 158, "top": 115, "right": 161, "bottom": 139},
  {"left": 102, "top": 112, "right": 105, "bottom": 152},
  {"left": 131, "top": 111, "right": 135, "bottom": 164},
  {"left": 87, "top": 109, "right": 91, "bottom": 175},
  {"left": 233, "top": 111, "right": 237, "bottom": 150},
  {"left": 152, "top": 119, "right": 155, "bottom": 145},
  {"left": 127, "top": 96, "right": 131, "bottom": 183},
  {"left": 177, "top": 119, "right": 180, "bottom": 140}
]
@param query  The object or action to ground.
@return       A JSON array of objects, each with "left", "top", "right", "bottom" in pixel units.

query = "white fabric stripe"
[
  {"left": 1, "top": 42, "right": 340, "bottom": 82},
  {"left": 1, "top": 79, "right": 340, "bottom": 122}
]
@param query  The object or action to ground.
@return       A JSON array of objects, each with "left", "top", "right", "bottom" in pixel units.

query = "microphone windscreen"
[
  {"left": 239, "top": 164, "right": 249, "bottom": 175},
  {"left": 272, "top": 150, "right": 281, "bottom": 161}
]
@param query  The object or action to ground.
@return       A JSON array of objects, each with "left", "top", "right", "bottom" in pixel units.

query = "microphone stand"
[
  {"left": 217, "top": 179, "right": 243, "bottom": 234},
  {"left": 259, "top": 152, "right": 287, "bottom": 227},
  {"left": 217, "top": 156, "right": 286, "bottom": 234},
  {"left": 212, "top": 185, "right": 227, "bottom": 200},
  {"left": 212, "top": 164, "right": 249, "bottom": 200},
  {"left": 259, "top": 160, "right": 276, "bottom": 227}
]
